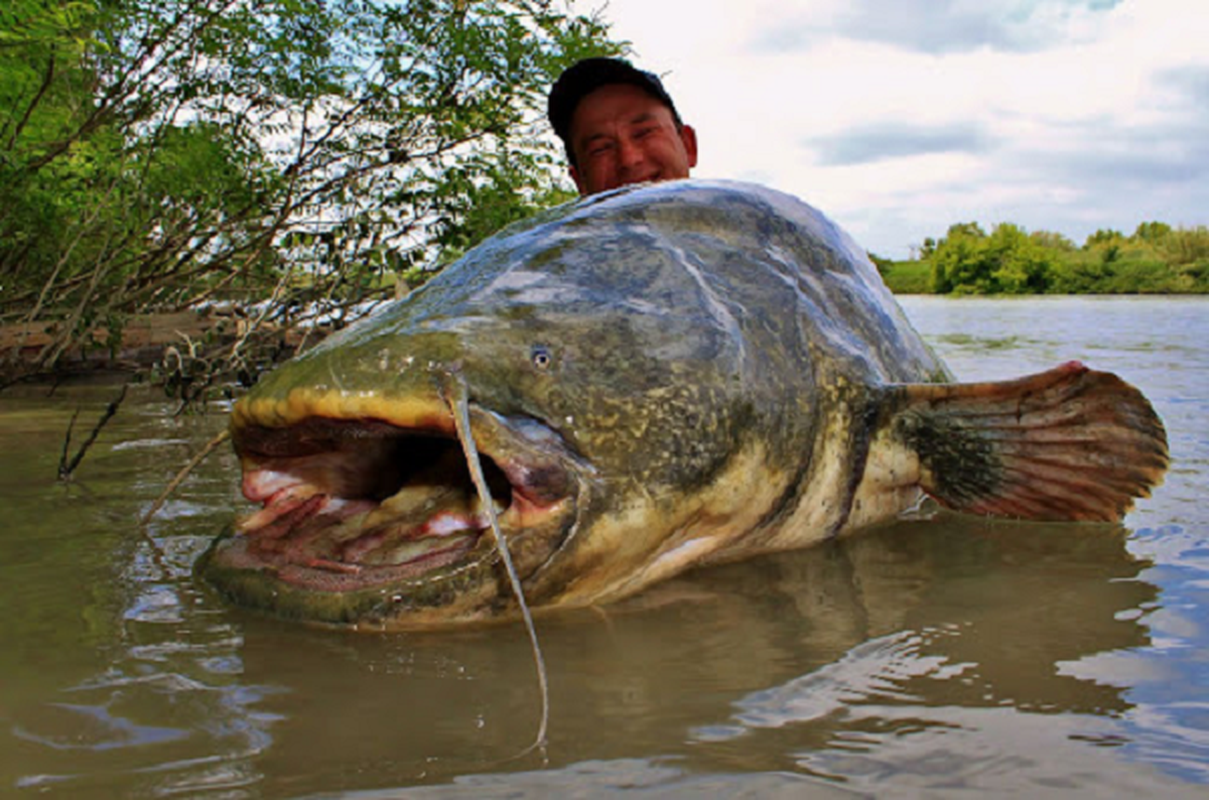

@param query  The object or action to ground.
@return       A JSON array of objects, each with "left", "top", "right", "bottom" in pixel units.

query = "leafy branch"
[{"left": 2, "top": 0, "right": 621, "bottom": 392}]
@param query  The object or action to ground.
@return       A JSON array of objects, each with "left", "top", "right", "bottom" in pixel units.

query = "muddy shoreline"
[{"left": 0, "top": 309, "right": 325, "bottom": 387}]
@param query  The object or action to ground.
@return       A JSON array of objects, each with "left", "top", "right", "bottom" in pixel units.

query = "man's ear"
[
  {"left": 570, "top": 165, "right": 589, "bottom": 196},
  {"left": 680, "top": 124, "right": 698, "bottom": 168}
]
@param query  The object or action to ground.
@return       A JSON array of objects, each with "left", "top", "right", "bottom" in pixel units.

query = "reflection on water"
[{"left": 1, "top": 296, "right": 1207, "bottom": 797}]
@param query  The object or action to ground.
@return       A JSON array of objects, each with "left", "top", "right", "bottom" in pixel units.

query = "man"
[{"left": 547, "top": 57, "right": 698, "bottom": 196}]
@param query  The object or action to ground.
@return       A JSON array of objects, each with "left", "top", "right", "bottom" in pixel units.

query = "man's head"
[{"left": 548, "top": 57, "right": 697, "bottom": 196}]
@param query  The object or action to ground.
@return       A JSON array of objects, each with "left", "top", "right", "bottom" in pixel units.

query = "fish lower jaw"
[
  {"left": 233, "top": 493, "right": 490, "bottom": 585},
  {"left": 204, "top": 533, "right": 485, "bottom": 597},
  {"left": 230, "top": 484, "right": 571, "bottom": 594}
]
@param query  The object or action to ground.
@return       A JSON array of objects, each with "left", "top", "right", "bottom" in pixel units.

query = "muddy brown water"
[{"left": 1, "top": 296, "right": 1206, "bottom": 798}]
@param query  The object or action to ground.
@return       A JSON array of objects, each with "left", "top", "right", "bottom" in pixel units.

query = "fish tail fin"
[{"left": 890, "top": 361, "right": 1169, "bottom": 521}]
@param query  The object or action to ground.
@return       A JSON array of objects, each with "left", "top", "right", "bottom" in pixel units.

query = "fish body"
[{"left": 198, "top": 180, "right": 1168, "bottom": 627}]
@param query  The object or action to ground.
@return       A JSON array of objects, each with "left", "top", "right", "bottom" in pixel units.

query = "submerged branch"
[{"left": 58, "top": 384, "right": 128, "bottom": 480}]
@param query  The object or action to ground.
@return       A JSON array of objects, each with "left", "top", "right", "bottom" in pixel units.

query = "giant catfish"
[{"left": 197, "top": 180, "right": 1168, "bottom": 628}]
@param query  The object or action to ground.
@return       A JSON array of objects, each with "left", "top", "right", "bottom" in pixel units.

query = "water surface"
[{"left": 1, "top": 296, "right": 1206, "bottom": 797}]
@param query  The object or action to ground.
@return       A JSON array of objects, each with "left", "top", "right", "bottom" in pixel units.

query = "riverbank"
[
  {"left": 880, "top": 257, "right": 1209, "bottom": 295},
  {"left": 0, "top": 309, "right": 321, "bottom": 387}
]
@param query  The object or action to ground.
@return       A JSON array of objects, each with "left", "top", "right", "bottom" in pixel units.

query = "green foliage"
[
  {"left": 1134, "top": 221, "right": 1172, "bottom": 243},
  {"left": 866, "top": 252, "right": 894, "bottom": 276},
  {"left": 1085, "top": 228, "right": 1125, "bottom": 248},
  {"left": 1, "top": 0, "right": 622, "bottom": 377},
  {"left": 878, "top": 258, "right": 931, "bottom": 293},
  {"left": 1029, "top": 230, "right": 1075, "bottom": 252},
  {"left": 889, "top": 218, "right": 1208, "bottom": 296},
  {"left": 929, "top": 221, "right": 1056, "bottom": 295},
  {"left": 1162, "top": 226, "right": 1209, "bottom": 266},
  {"left": 945, "top": 221, "right": 987, "bottom": 240},
  {"left": 929, "top": 223, "right": 981, "bottom": 293}
]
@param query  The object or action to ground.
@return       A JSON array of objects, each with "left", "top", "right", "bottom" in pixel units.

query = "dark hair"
[{"left": 547, "top": 57, "right": 682, "bottom": 167}]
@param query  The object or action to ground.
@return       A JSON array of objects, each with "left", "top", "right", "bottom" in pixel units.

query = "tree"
[
  {"left": 1133, "top": 221, "right": 1172, "bottom": 243},
  {"left": 1084, "top": 229, "right": 1125, "bottom": 249},
  {"left": 929, "top": 221, "right": 986, "bottom": 293},
  {"left": 986, "top": 223, "right": 1054, "bottom": 294},
  {"left": 929, "top": 222, "right": 1054, "bottom": 294},
  {"left": 1029, "top": 230, "right": 1075, "bottom": 252},
  {"left": 945, "top": 221, "right": 987, "bottom": 240},
  {"left": 1, "top": 0, "right": 619, "bottom": 379},
  {"left": 1162, "top": 226, "right": 1209, "bottom": 266}
]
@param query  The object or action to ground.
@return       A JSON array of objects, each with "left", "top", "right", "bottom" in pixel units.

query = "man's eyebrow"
[{"left": 580, "top": 131, "right": 611, "bottom": 148}]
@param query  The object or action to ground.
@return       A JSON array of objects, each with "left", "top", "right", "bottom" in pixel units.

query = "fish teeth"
[
  {"left": 238, "top": 484, "right": 322, "bottom": 532},
  {"left": 361, "top": 484, "right": 450, "bottom": 531},
  {"left": 344, "top": 500, "right": 500, "bottom": 566},
  {"left": 361, "top": 482, "right": 504, "bottom": 532},
  {"left": 242, "top": 468, "right": 302, "bottom": 503},
  {"left": 423, "top": 511, "right": 479, "bottom": 536}
]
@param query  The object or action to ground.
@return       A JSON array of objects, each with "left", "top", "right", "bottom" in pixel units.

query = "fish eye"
[{"left": 531, "top": 346, "right": 553, "bottom": 371}]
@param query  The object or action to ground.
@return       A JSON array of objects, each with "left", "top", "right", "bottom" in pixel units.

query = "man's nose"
[{"left": 616, "top": 136, "right": 645, "bottom": 168}]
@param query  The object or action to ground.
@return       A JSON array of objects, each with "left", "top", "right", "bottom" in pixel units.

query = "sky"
[{"left": 581, "top": 0, "right": 1208, "bottom": 258}]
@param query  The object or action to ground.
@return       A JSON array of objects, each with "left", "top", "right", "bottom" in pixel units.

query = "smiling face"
[{"left": 568, "top": 84, "right": 698, "bottom": 196}]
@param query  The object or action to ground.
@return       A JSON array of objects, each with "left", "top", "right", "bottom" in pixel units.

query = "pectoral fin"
[{"left": 888, "top": 361, "right": 1168, "bottom": 521}]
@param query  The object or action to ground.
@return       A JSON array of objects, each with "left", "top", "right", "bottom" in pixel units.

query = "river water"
[{"left": 1, "top": 296, "right": 1206, "bottom": 798}]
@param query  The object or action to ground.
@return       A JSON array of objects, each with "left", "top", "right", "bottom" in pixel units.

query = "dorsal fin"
[{"left": 889, "top": 362, "right": 1169, "bottom": 521}]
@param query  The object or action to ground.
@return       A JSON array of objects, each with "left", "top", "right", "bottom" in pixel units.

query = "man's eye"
[
  {"left": 634, "top": 126, "right": 656, "bottom": 139},
  {"left": 589, "top": 142, "right": 614, "bottom": 157}
]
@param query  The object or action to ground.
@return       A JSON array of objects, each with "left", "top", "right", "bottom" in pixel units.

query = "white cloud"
[
  {"left": 751, "top": 0, "right": 1126, "bottom": 55},
  {"left": 576, "top": 0, "right": 1209, "bottom": 257}
]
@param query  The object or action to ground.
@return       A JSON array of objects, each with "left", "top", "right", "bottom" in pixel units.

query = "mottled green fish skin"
[{"left": 205, "top": 179, "right": 955, "bottom": 626}]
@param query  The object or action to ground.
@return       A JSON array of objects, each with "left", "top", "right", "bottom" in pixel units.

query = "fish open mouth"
[{"left": 203, "top": 400, "right": 579, "bottom": 609}]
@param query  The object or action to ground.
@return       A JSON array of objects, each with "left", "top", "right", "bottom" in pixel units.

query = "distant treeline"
[{"left": 874, "top": 221, "right": 1209, "bottom": 295}]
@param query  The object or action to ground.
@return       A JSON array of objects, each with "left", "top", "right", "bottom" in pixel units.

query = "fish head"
[{"left": 199, "top": 187, "right": 779, "bottom": 627}]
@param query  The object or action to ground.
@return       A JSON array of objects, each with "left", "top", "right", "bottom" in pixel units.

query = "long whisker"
[{"left": 446, "top": 374, "right": 549, "bottom": 755}]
